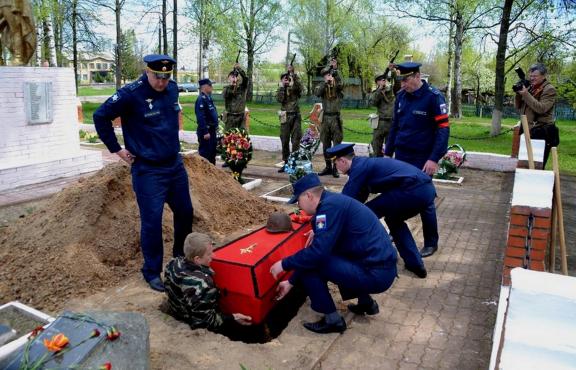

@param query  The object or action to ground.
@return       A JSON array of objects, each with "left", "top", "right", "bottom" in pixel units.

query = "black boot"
[
  {"left": 318, "top": 160, "right": 332, "bottom": 176},
  {"left": 332, "top": 165, "right": 339, "bottom": 178}
]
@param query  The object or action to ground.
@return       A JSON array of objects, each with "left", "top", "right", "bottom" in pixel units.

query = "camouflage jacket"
[
  {"left": 163, "top": 257, "right": 230, "bottom": 330},
  {"left": 223, "top": 68, "right": 248, "bottom": 114},
  {"left": 314, "top": 70, "right": 343, "bottom": 114},
  {"left": 276, "top": 74, "right": 303, "bottom": 112},
  {"left": 369, "top": 86, "right": 395, "bottom": 119}
]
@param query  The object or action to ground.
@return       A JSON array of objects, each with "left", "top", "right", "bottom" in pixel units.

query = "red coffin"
[{"left": 212, "top": 221, "right": 311, "bottom": 324}]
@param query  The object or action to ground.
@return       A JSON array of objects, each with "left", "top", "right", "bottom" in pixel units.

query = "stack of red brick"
[{"left": 503, "top": 205, "right": 552, "bottom": 285}]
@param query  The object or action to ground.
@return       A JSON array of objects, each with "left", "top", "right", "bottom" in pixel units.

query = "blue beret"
[
  {"left": 288, "top": 173, "right": 322, "bottom": 204},
  {"left": 326, "top": 143, "right": 355, "bottom": 160},
  {"left": 396, "top": 62, "right": 421, "bottom": 77},
  {"left": 144, "top": 54, "right": 176, "bottom": 77},
  {"left": 199, "top": 78, "right": 212, "bottom": 86}
]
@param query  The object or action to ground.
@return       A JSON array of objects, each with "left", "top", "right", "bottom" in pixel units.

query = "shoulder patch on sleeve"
[
  {"left": 110, "top": 93, "right": 121, "bottom": 103},
  {"left": 315, "top": 214, "right": 327, "bottom": 230}
]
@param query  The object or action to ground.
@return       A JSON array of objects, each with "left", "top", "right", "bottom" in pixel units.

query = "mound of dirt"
[{"left": 0, "top": 155, "right": 279, "bottom": 313}]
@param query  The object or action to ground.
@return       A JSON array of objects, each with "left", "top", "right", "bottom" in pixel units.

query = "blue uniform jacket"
[
  {"left": 93, "top": 73, "right": 181, "bottom": 162},
  {"left": 195, "top": 92, "right": 219, "bottom": 137},
  {"left": 384, "top": 81, "right": 449, "bottom": 163},
  {"left": 282, "top": 191, "right": 397, "bottom": 271},
  {"left": 342, "top": 157, "right": 432, "bottom": 203}
]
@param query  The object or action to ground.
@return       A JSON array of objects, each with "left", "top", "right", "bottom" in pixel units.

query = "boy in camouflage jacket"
[{"left": 164, "top": 232, "right": 252, "bottom": 330}]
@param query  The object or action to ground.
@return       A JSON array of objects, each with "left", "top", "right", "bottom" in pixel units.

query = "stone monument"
[
  {"left": 0, "top": 0, "right": 102, "bottom": 191},
  {"left": 0, "top": 67, "right": 103, "bottom": 191},
  {"left": 0, "top": 0, "right": 36, "bottom": 65}
]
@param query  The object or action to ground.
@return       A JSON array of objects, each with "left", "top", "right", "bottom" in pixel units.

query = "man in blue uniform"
[
  {"left": 195, "top": 78, "right": 219, "bottom": 164},
  {"left": 93, "top": 54, "right": 194, "bottom": 292},
  {"left": 328, "top": 143, "right": 434, "bottom": 278},
  {"left": 270, "top": 174, "right": 398, "bottom": 334},
  {"left": 384, "top": 62, "right": 448, "bottom": 258}
]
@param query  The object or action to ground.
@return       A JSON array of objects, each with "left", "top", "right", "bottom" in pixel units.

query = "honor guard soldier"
[
  {"left": 328, "top": 143, "right": 434, "bottom": 278},
  {"left": 270, "top": 173, "right": 398, "bottom": 334},
  {"left": 384, "top": 61, "right": 448, "bottom": 257},
  {"left": 276, "top": 65, "right": 303, "bottom": 172},
  {"left": 93, "top": 54, "right": 194, "bottom": 292},
  {"left": 369, "top": 70, "right": 396, "bottom": 157},
  {"left": 195, "top": 78, "right": 219, "bottom": 164},
  {"left": 223, "top": 63, "right": 248, "bottom": 131},
  {"left": 315, "top": 58, "right": 344, "bottom": 178}
]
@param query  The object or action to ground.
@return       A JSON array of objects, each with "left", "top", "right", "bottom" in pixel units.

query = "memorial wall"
[{"left": 0, "top": 67, "right": 102, "bottom": 191}]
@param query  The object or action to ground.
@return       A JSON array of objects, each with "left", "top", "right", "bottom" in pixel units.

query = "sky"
[{"left": 95, "top": 3, "right": 439, "bottom": 71}]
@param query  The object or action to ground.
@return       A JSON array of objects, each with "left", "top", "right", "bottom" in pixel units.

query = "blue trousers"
[
  {"left": 366, "top": 183, "right": 437, "bottom": 268},
  {"left": 393, "top": 151, "right": 440, "bottom": 250},
  {"left": 131, "top": 157, "right": 194, "bottom": 282},
  {"left": 198, "top": 128, "right": 217, "bottom": 164},
  {"left": 293, "top": 255, "right": 397, "bottom": 314}
]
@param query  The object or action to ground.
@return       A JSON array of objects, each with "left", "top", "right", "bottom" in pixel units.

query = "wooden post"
[
  {"left": 551, "top": 147, "right": 568, "bottom": 275},
  {"left": 549, "top": 205, "right": 557, "bottom": 272},
  {"left": 520, "top": 115, "right": 535, "bottom": 169}
]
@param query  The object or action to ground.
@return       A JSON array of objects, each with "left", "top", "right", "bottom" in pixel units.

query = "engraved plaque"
[{"left": 25, "top": 81, "right": 53, "bottom": 124}]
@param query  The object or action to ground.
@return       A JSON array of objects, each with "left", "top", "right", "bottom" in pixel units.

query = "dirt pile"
[{"left": 0, "top": 155, "right": 279, "bottom": 313}]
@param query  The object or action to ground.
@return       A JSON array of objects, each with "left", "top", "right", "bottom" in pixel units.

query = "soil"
[{"left": 0, "top": 155, "right": 280, "bottom": 314}]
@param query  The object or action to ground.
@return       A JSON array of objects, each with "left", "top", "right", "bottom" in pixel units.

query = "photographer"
[{"left": 514, "top": 63, "right": 558, "bottom": 167}]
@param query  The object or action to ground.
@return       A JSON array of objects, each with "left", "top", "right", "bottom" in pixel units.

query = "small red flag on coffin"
[{"left": 212, "top": 221, "right": 311, "bottom": 324}]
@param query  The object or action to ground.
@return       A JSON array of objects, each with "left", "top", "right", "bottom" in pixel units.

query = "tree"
[
  {"left": 117, "top": 29, "right": 141, "bottom": 82},
  {"left": 391, "top": 0, "right": 500, "bottom": 118},
  {"left": 489, "top": 0, "right": 576, "bottom": 135},
  {"left": 185, "top": 0, "right": 232, "bottom": 80},
  {"left": 289, "top": 0, "right": 369, "bottom": 95},
  {"left": 215, "top": 0, "right": 282, "bottom": 101},
  {"left": 93, "top": 0, "right": 128, "bottom": 89}
]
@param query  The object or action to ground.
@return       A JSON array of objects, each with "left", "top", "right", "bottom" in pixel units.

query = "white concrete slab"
[
  {"left": 511, "top": 168, "right": 554, "bottom": 208},
  {"left": 519, "top": 134, "right": 545, "bottom": 163},
  {"left": 492, "top": 268, "right": 576, "bottom": 370}
]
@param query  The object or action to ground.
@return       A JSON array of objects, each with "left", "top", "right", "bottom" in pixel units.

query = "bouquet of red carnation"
[
  {"left": 218, "top": 128, "right": 253, "bottom": 183},
  {"left": 435, "top": 144, "right": 466, "bottom": 180}
]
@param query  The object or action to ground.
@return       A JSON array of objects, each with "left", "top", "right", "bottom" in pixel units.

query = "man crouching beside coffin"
[{"left": 270, "top": 173, "right": 398, "bottom": 334}]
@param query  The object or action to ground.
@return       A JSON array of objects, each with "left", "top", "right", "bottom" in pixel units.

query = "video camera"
[{"left": 512, "top": 67, "right": 530, "bottom": 93}]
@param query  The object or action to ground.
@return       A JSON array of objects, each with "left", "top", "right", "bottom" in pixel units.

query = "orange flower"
[{"left": 43, "top": 333, "right": 69, "bottom": 352}]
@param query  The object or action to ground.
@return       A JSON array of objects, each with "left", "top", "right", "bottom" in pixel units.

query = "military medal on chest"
[{"left": 145, "top": 98, "right": 154, "bottom": 110}]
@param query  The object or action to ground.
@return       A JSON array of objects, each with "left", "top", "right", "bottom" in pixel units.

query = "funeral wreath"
[{"left": 218, "top": 127, "right": 253, "bottom": 183}]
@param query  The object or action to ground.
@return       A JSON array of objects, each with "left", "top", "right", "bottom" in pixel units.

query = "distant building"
[{"left": 75, "top": 55, "right": 114, "bottom": 85}]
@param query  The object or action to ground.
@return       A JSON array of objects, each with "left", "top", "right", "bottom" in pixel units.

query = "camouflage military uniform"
[
  {"left": 369, "top": 85, "right": 395, "bottom": 157},
  {"left": 276, "top": 74, "right": 303, "bottom": 162},
  {"left": 222, "top": 68, "right": 248, "bottom": 131},
  {"left": 315, "top": 69, "right": 344, "bottom": 174},
  {"left": 163, "top": 256, "right": 230, "bottom": 330}
]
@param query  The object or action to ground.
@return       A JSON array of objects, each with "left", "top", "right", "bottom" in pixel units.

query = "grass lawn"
[
  {"left": 82, "top": 98, "right": 576, "bottom": 175},
  {"left": 78, "top": 86, "right": 117, "bottom": 96}
]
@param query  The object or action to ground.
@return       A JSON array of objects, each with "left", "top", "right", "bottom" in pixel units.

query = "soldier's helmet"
[{"left": 266, "top": 212, "right": 293, "bottom": 233}]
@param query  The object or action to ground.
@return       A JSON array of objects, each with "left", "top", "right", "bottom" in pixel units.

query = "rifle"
[
  {"left": 232, "top": 49, "right": 241, "bottom": 77},
  {"left": 384, "top": 49, "right": 400, "bottom": 80},
  {"left": 290, "top": 53, "right": 296, "bottom": 67},
  {"left": 232, "top": 50, "right": 242, "bottom": 93}
]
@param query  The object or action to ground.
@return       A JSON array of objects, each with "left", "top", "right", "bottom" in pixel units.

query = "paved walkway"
[{"left": 2, "top": 148, "right": 575, "bottom": 369}]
